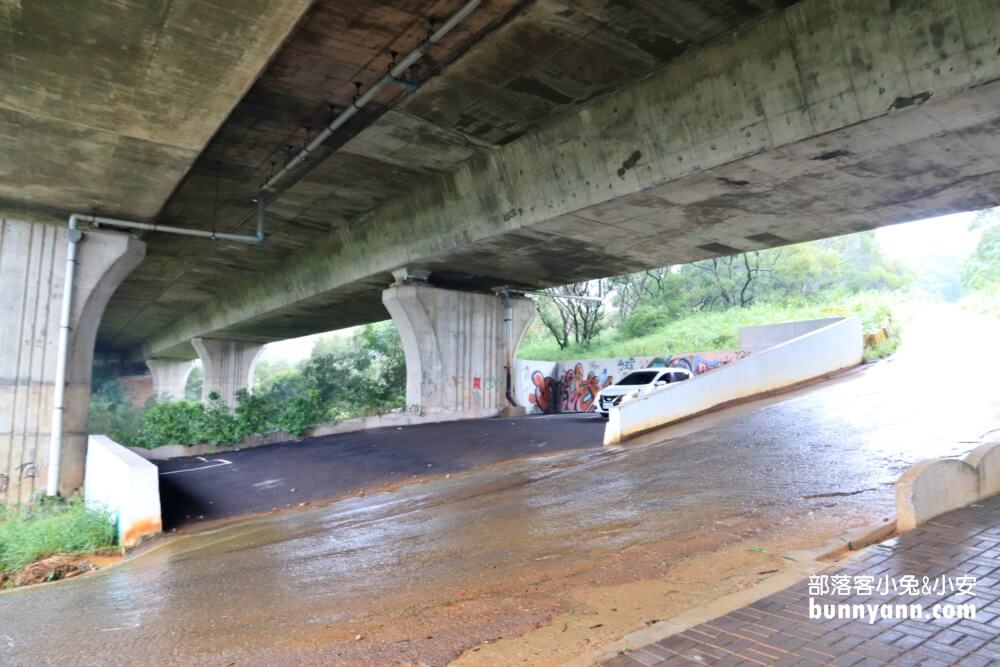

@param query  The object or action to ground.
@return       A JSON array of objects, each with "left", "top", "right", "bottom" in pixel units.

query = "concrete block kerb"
[
  {"left": 895, "top": 442, "right": 1000, "bottom": 531},
  {"left": 964, "top": 442, "right": 1000, "bottom": 499},
  {"left": 191, "top": 338, "right": 263, "bottom": 408},
  {"left": 382, "top": 281, "right": 535, "bottom": 417}
]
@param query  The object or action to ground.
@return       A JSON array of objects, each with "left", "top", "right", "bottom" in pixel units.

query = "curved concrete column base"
[
  {"left": 0, "top": 218, "right": 145, "bottom": 502},
  {"left": 382, "top": 282, "right": 535, "bottom": 416}
]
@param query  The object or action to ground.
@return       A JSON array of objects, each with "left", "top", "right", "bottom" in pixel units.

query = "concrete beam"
[
  {"left": 141, "top": 0, "right": 1000, "bottom": 359},
  {"left": 0, "top": 0, "right": 314, "bottom": 219},
  {"left": 0, "top": 216, "right": 145, "bottom": 503},
  {"left": 383, "top": 283, "right": 535, "bottom": 417},
  {"left": 146, "top": 359, "right": 195, "bottom": 402},
  {"left": 192, "top": 338, "right": 262, "bottom": 408}
]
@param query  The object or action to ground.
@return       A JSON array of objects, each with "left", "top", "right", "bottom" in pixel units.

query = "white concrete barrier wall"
[
  {"left": 605, "top": 317, "right": 863, "bottom": 445},
  {"left": 85, "top": 435, "right": 162, "bottom": 547},
  {"left": 738, "top": 317, "right": 844, "bottom": 351}
]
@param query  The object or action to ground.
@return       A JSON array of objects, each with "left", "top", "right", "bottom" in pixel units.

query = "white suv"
[{"left": 595, "top": 367, "right": 692, "bottom": 418}]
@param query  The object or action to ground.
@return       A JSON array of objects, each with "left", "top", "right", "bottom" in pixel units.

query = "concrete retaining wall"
[
  {"left": 84, "top": 435, "right": 161, "bottom": 547},
  {"left": 605, "top": 317, "right": 864, "bottom": 445},
  {"left": 515, "top": 351, "right": 749, "bottom": 415},
  {"left": 896, "top": 442, "right": 1000, "bottom": 531}
]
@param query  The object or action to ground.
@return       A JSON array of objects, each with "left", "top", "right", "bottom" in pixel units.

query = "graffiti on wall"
[
  {"left": 651, "top": 350, "right": 751, "bottom": 375},
  {"left": 528, "top": 370, "right": 556, "bottom": 413},
  {"left": 559, "top": 363, "right": 614, "bottom": 413},
  {"left": 519, "top": 350, "right": 751, "bottom": 414}
]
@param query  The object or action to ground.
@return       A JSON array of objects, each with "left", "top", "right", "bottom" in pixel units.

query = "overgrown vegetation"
[
  {"left": 0, "top": 500, "right": 116, "bottom": 577},
  {"left": 121, "top": 390, "right": 323, "bottom": 448},
  {"left": 522, "top": 231, "right": 909, "bottom": 361},
  {"left": 520, "top": 293, "right": 899, "bottom": 361},
  {"left": 960, "top": 212, "right": 1000, "bottom": 319},
  {"left": 91, "top": 322, "right": 405, "bottom": 449}
]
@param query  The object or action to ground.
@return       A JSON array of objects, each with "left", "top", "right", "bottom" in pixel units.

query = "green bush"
[
  {"left": 131, "top": 400, "right": 206, "bottom": 448},
  {"left": 619, "top": 304, "right": 672, "bottom": 339},
  {"left": 232, "top": 390, "right": 271, "bottom": 440},
  {"left": 274, "top": 391, "right": 322, "bottom": 436},
  {"left": 0, "top": 500, "right": 116, "bottom": 575},
  {"left": 89, "top": 321, "right": 407, "bottom": 449}
]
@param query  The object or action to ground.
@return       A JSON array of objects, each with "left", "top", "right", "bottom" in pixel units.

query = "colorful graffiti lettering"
[
  {"left": 560, "top": 363, "right": 613, "bottom": 413},
  {"left": 663, "top": 350, "right": 751, "bottom": 375},
  {"left": 616, "top": 357, "right": 636, "bottom": 374},
  {"left": 520, "top": 351, "right": 751, "bottom": 414},
  {"left": 528, "top": 370, "right": 556, "bottom": 413}
]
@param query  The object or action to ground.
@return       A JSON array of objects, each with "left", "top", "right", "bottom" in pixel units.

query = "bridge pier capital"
[{"left": 146, "top": 359, "right": 194, "bottom": 402}]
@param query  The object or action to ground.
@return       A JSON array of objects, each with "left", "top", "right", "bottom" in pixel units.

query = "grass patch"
[
  {"left": 0, "top": 500, "right": 116, "bottom": 576},
  {"left": 863, "top": 334, "right": 901, "bottom": 362},
  {"left": 519, "top": 292, "right": 902, "bottom": 361}
]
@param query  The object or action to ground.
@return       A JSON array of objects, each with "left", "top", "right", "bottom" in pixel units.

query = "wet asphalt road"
[
  {"left": 157, "top": 414, "right": 604, "bottom": 529},
  {"left": 1, "top": 305, "right": 999, "bottom": 667}
]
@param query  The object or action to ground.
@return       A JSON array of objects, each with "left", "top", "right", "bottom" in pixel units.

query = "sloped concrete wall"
[
  {"left": 738, "top": 317, "right": 845, "bottom": 352},
  {"left": 85, "top": 435, "right": 161, "bottom": 547},
  {"left": 605, "top": 318, "right": 863, "bottom": 444}
]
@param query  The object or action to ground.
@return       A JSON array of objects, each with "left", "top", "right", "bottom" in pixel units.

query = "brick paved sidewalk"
[{"left": 602, "top": 495, "right": 1000, "bottom": 667}]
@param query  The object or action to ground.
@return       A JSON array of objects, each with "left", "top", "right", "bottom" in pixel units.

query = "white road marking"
[
  {"left": 159, "top": 458, "right": 232, "bottom": 476},
  {"left": 252, "top": 478, "right": 285, "bottom": 490}
]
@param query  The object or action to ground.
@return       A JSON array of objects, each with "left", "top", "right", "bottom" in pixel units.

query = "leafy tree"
[
  {"left": 685, "top": 251, "right": 781, "bottom": 308},
  {"left": 298, "top": 322, "right": 405, "bottom": 418},
  {"left": 962, "top": 225, "right": 1000, "bottom": 290}
]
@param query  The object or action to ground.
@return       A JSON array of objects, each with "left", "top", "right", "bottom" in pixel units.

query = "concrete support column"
[
  {"left": 0, "top": 216, "right": 145, "bottom": 503},
  {"left": 191, "top": 338, "right": 262, "bottom": 408},
  {"left": 146, "top": 359, "right": 195, "bottom": 402},
  {"left": 382, "top": 281, "right": 535, "bottom": 417}
]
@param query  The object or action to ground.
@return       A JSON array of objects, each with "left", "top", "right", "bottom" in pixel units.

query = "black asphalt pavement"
[{"left": 156, "top": 413, "right": 604, "bottom": 529}]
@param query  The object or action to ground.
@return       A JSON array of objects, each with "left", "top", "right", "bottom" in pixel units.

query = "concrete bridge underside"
[
  {"left": 2, "top": 0, "right": 999, "bottom": 500},
  {"left": 139, "top": 0, "right": 1000, "bottom": 360}
]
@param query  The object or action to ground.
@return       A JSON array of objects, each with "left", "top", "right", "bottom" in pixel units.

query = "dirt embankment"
[{"left": 1, "top": 553, "right": 121, "bottom": 590}]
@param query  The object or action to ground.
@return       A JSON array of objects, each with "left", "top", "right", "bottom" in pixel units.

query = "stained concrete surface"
[
  {"left": 1, "top": 305, "right": 999, "bottom": 667},
  {"left": 134, "top": 0, "right": 1000, "bottom": 361}
]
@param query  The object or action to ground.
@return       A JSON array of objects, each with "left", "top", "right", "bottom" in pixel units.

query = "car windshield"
[{"left": 616, "top": 371, "right": 659, "bottom": 386}]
